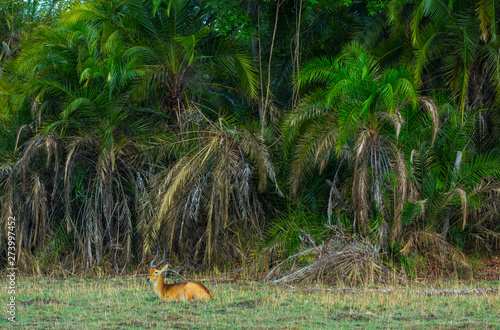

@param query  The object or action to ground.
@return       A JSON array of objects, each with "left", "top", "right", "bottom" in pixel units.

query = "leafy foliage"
[{"left": 0, "top": 0, "right": 499, "bottom": 278}]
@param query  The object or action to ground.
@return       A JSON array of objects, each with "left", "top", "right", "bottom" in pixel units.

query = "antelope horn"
[
  {"left": 150, "top": 247, "right": 159, "bottom": 268},
  {"left": 156, "top": 249, "right": 166, "bottom": 267}
]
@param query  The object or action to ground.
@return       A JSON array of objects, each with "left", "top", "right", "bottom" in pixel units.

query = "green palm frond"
[
  {"left": 287, "top": 42, "right": 419, "bottom": 235},
  {"left": 476, "top": 0, "right": 497, "bottom": 41},
  {"left": 295, "top": 56, "right": 339, "bottom": 91}
]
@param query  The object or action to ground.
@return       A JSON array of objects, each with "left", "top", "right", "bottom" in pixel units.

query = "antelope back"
[{"left": 163, "top": 282, "right": 212, "bottom": 301}]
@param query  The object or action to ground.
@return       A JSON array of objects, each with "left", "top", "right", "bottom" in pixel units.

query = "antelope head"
[{"left": 146, "top": 248, "right": 168, "bottom": 283}]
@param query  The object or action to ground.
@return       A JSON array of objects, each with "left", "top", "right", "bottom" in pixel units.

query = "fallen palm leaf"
[{"left": 264, "top": 232, "right": 401, "bottom": 286}]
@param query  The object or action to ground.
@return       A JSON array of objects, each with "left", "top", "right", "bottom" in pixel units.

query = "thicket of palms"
[{"left": 0, "top": 0, "right": 499, "bottom": 277}]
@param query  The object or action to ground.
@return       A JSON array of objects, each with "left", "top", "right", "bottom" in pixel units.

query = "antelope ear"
[{"left": 159, "top": 264, "right": 169, "bottom": 273}]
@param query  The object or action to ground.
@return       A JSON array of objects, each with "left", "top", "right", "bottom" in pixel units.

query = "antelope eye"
[{"left": 154, "top": 271, "right": 158, "bottom": 274}]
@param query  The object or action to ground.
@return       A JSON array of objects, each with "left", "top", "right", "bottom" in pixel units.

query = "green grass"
[{"left": 1, "top": 277, "right": 499, "bottom": 329}]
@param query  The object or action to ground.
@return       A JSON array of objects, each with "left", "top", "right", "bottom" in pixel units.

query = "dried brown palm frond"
[
  {"left": 351, "top": 128, "right": 408, "bottom": 238},
  {"left": 264, "top": 231, "right": 400, "bottom": 286},
  {"left": 70, "top": 151, "right": 136, "bottom": 271},
  {"left": 140, "top": 115, "right": 281, "bottom": 267},
  {"left": 420, "top": 97, "right": 440, "bottom": 145},
  {"left": 352, "top": 129, "right": 378, "bottom": 233},
  {"left": 391, "top": 148, "right": 409, "bottom": 244},
  {"left": 0, "top": 133, "right": 58, "bottom": 256},
  {"left": 0, "top": 125, "right": 140, "bottom": 274}
]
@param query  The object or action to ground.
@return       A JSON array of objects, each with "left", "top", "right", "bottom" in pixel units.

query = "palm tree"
[
  {"left": 139, "top": 111, "right": 282, "bottom": 265},
  {"left": 0, "top": 0, "right": 68, "bottom": 62},
  {"left": 385, "top": 0, "right": 500, "bottom": 125},
  {"left": 64, "top": 0, "right": 259, "bottom": 129},
  {"left": 0, "top": 0, "right": 267, "bottom": 271},
  {"left": 400, "top": 101, "right": 500, "bottom": 257},
  {"left": 0, "top": 0, "right": 26, "bottom": 62},
  {"left": 285, "top": 42, "right": 419, "bottom": 243},
  {"left": 0, "top": 21, "right": 149, "bottom": 271}
]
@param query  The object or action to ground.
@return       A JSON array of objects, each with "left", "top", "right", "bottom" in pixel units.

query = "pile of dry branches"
[{"left": 264, "top": 232, "right": 399, "bottom": 286}]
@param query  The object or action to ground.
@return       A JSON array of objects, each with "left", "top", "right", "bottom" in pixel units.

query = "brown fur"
[{"left": 147, "top": 268, "right": 212, "bottom": 301}]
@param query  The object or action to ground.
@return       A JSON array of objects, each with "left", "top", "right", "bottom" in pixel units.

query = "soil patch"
[{"left": 19, "top": 299, "right": 66, "bottom": 306}]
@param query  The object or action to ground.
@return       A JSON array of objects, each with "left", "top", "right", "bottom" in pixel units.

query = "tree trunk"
[{"left": 250, "top": 0, "right": 264, "bottom": 124}]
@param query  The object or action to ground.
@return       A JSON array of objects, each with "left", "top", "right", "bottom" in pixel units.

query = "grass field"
[{"left": 1, "top": 277, "right": 499, "bottom": 329}]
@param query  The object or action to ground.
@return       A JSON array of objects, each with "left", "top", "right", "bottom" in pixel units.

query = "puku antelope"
[{"left": 146, "top": 249, "right": 212, "bottom": 301}]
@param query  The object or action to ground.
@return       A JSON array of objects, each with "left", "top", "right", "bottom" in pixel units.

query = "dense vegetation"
[{"left": 1, "top": 0, "right": 499, "bottom": 278}]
